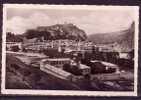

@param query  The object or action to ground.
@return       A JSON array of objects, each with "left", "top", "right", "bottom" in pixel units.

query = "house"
[{"left": 119, "top": 52, "right": 130, "bottom": 59}]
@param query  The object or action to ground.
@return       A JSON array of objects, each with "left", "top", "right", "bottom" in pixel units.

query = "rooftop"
[
  {"left": 45, "top": 58, "right": 71, "bottom": 61},
  {"left": 79, "top": 64, "right": 90, "bottom": 69},
  {"left": 91, "top": 60, "right": 118, "bottom": 68}
]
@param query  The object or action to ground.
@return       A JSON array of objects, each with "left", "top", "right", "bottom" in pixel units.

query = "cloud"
[
  {"left": 57, "top": 11, "right": 133, "bottom": 34},
  {"left": 28, "top": 12, "right": 53, "bottom": 27},
  {"left": 6, "top": 10, "right": 134, "bottom": 35},
  {"left": 7, "top": 13, "right": 53, "bottom": 34},
  {"left": 7, "top": 16, "right": 31, "bottom": 34},
  {"left": 68, "top": 12, "right": 133, "bottom": 34}
]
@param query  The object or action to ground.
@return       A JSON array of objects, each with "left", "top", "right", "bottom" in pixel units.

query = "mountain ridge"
[{"left": 88, "top": 22, "right": 135, "bottom": 52}]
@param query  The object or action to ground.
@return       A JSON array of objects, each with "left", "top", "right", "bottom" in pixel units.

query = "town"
[{"left": 6, "top": 36, "right": 134, "bottom": 91}]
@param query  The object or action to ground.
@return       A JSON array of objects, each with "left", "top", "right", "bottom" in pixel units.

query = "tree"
[
  {"left": 11, "top": 46, "right": 20, "bottom": 52},
  {"left": 129, "top": 49, "right": 134, "bottom": 60},
  {"left": 6, "top": 32, "right": 23, "bottom": 42},
  {"left": 24, "top": 30, "right": 39, "bottom": 39},
  {"left": 63, "top": 63, "right": 71, "bottom": 72}
]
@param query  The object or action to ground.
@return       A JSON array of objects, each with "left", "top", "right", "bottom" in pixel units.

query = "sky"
[{"left": 5, "top": 6, "right": 136, "bottom": 35}]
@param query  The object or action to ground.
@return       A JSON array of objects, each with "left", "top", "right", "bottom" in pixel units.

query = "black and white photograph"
[{"left": 1, "top": 4, "right": 139, "bottom": 96}]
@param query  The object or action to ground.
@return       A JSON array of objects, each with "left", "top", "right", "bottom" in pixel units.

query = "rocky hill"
[{"left": 24, "top": 23, "right": 87, "bottom": 41}]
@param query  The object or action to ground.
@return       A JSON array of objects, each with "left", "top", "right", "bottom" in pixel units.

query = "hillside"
[
  {"left": 23, "top": 23, "right": 87, "bottom": 41},
  {"left": 115, "top": 23, "right": 134, "bottom": 52},
  {"left": 6, "top": 54, "right": 81, "bottom": 90},
  {"left": 88, "top": 22, "right": 135, "bottom": 52}
]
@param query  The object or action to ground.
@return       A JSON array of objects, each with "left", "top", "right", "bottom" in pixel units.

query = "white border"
[{"left": 1, "top": 4, "right": 139, "bottom": 96}]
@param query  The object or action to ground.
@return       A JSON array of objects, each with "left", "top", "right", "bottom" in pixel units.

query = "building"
[
  {"left": 40, "top": 63, "right": 73, "bottom": 81},
  {"left": 6, "top": 42, "right": 22, "bottom": 51},
  {"left": 41, "top": 58, "right": 71, "bottom": 68},
  {"left": 22, "top": 38, "right": 95, "bottom": 53},
  {"left": 119, "top": 52, "right": 131, "bottom": 59}
]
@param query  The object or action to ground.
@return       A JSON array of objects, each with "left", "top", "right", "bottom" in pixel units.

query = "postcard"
[{"left": 1, "top": 4, "right": 139, "bottom": 96}]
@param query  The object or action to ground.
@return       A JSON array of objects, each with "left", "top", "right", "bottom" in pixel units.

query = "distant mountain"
[
  {"left": 24, "top": 23, "right": 87, "bottom": 41},
  {"left": 88, "top": 22, "right": 135, "bottom": 52}
]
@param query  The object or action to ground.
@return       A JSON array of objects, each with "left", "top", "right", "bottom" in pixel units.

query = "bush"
[
  {"left": 11, "top": 46, "right": 20, "bottom": 52},
  {"left": 90, "top": 62, "right": 106, "bottom": 74}
]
